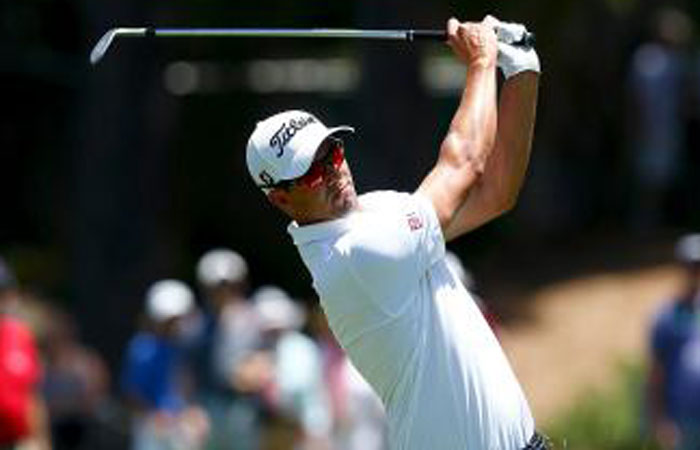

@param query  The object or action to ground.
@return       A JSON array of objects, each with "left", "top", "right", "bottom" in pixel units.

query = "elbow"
[
  {"left": 492, "top": 188, "right": 520, "bottom": 218},
  {"left": 501, "top": 191, "right": 519, "bottom": 214},
  {"left": 440, "top": 135, "right": 490, "bottom": 177},
  {"left": 494, "top": 171, "right": 527, "bottom": 215},
  {"left": 489, "top": 198, "right": 514, "bottom": 221}
]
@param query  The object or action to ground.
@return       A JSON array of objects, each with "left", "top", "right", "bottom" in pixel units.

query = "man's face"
[
  {"left": 157, "top": 316, "right": 185, "bottom": 338},
  {"left": 207, "top": 282, "right": 246, "bottom": 310},
  {"left": 270, "top": 138, "right": 358, "bottom": 224}
]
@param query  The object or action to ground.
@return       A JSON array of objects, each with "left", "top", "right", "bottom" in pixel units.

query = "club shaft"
[
  {"left": 90, "top": 26, "right": 534, "bottom": 64},
  {"left": 147, "top": 27, "right": 533, "bottom": 46},
  {"left": 149, "top": 27, "right": 443, "bottom": 41}
]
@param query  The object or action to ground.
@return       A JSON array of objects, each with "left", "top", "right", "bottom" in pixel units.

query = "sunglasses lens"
[
  {"left": 293, "top": 140, "right": 345, "bottom": 190},
  {"left": 332, "top": 145, "right": 344, "bottom": 169}
]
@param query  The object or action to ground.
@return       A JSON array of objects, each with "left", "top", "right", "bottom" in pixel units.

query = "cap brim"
[{"left": 328, "top": 125, "right": 355, "bottom": 137}]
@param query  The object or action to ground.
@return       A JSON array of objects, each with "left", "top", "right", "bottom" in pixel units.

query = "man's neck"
[{"left": 295, "top": 205, "right": 359, "bottom": 226}]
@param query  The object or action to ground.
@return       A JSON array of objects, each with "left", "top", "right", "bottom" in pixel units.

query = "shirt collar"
[{"left": 287, "top": 212, "right": 356, "bottom": 246}]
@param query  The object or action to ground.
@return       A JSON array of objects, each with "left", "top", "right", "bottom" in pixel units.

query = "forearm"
[
  {"left": 441, "top": 71, "right": 538, "bottom": 240},
  {"left": 443, "top": 63, "right": 498, "bottom": 177},
  {"left": 27, "top": 394, "right": 51, "bottom": 450},
  {"left": 486, "top": 71, "right": 538, "bottom": 209},
  {"left": 420, "top": 63, "right": 497, "bottom": 228}
]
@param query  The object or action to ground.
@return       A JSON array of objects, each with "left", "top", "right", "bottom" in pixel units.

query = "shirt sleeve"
[
  {"left": 411, "top": 192, "right": 447, "bottom": 272},
  {"left": 120, "top": 336, "right": 153, "bottom": 400}
]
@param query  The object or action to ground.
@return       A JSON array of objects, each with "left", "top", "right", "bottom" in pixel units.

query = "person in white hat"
[
  {"left": 246, "top": 16, "right": 542, "bottom": 450},
  {"left": 647, "top": 233, "right": 700, "bottom": 449},
  {"left": 252, "top": 286, "right": 332, "bottom": 450},
  {"left": 192, "top": 249, "right": 266, "bottom": 450},
  {"left": 121, "top": 279, "right": 209, "bottom": 450}
]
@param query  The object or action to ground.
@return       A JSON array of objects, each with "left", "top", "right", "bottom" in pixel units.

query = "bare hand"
[
  {"left": 233, "top": 351, "right": 274, "bottom": 393},
  {"left": 446, "top": 16, "right": 498, "bottom": 68}
]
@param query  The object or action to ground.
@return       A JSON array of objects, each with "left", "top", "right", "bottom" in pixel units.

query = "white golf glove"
[
  {"left": 495, "top": 21, "right": 541, "bottom": 79},
  {"left": 496, "top": 21, "right": 529, "bottom": 46}
]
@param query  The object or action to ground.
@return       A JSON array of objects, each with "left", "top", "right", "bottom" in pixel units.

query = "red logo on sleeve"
[{"left": 406, "top": 212, "right": 423, "bottom": 231}]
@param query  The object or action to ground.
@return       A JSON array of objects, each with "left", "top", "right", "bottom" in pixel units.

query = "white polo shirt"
[{"left": 288, "top": 191, "right": 534, "bottom": 450}]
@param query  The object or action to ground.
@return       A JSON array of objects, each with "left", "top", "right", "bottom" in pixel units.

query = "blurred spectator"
[
  {"left": 626, "top": 8, "right": 694, "bottom": 230},
  {"left": 0, "top": 256, "right": 51, "bottom": 450},
  {"left": 253, "top": 286, "right": 331, "bottom": 450},
  {"left": 310, "top": 306, "right": 386, "bottom": 450},
  {"left": 41, "top": 307, "right": 112, "bottom": 450},
  {"left": 121, "top": 279, "right": 209, "bottom": 450},
  {"left": 689, "top": 33, "right": 700, "bottom": 225},
  {"left": 337, "top": 360, "right": 386, "bottom": 450},
  {"left": 647, "top": 233, "right": 700, "bottom": 449},
  {"left": 445, "top": 251, "right": 500, "bottom": 335},
  {"left": 191, "top": 248, "right": 266, "bottom": 450}
]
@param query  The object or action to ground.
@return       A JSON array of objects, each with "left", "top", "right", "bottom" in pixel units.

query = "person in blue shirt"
[
  {"left": 121, "top": 279, "right": 209, "bottom": 450},
  {"left": 190, "top": 249, "right": 268, "bottom": 450},
  {"left": 648, "top": 234, "right": 700, "bottom": 450}
]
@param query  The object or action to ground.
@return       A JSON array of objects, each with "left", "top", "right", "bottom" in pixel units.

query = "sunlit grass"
[{"left": 544, "top": 361, "right": 660, "bottom": 450}]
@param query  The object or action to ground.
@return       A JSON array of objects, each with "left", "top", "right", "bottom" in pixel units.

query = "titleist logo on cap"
[{"left": 269, "top": 115, "right": 316, "bottom": 157}]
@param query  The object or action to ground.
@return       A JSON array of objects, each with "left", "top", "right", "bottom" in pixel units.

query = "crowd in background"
[
  {"left": 4, "top": 235, "right": 700, "bottom": 450},
  {"left": 1, "top": 249, "right": 379, "bottom": 450},
  {"left": 625, "top": 7, "right": 700, "bottom": 232},
  {"left": 0, "top": 246, "right": 507, "bottom": 450},
  {"left": 0, "top": 247, "right": 413, "bottom": 450}
]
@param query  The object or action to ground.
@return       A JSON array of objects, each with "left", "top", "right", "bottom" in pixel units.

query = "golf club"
[{"left": 90, "top": 27, "right": 536, "bottom": 65}]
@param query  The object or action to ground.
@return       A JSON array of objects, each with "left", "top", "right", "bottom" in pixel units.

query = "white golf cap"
[
  {"left": 676, "top": 233, "right": 700, "bottom": 264},
  {"left": 253, "top": 285, "right": 305, "bottom": 331},
  {"left": 246, "top": 110, "right": 354, "bottom": 189},
  {"left": 197, "top": 248, "right": 248, "bottom": 287},
  {"left": 145, "top": 279, "right": 194, "bottom": 322}
]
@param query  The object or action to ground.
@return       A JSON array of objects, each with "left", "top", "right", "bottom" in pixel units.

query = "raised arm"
[
  {"left": 442, "top": 71, "right": 539, "bottom": 241},
  {"left": 417, "top": 17, "right": 499, "bottom": 234},
  {"left": 419, "top": 17, "right": 540, "bottom": 242}
]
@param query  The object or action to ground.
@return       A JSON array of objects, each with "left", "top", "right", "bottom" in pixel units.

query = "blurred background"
[{"left": 2, "top": 0, "right": 700, "bottom": 448}]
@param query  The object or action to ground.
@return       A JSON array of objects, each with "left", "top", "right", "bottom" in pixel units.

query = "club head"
[{"left": 90, "top": 27, "right": 149, "bottom": 65}]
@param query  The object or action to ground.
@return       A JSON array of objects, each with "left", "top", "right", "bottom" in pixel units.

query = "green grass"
[{"left": 543, "top": 361, "right": 660, "bottom": 450}]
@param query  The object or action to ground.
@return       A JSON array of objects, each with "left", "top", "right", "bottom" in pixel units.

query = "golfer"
[{"left": 246, "top": 16, "right": 542, "bottom": 450}]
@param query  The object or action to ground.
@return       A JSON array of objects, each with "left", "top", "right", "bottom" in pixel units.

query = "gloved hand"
[
  {"left": 495, "top": 21, "right": 529, "bottom": 46},
  {"left": 497, "top": 41, "right": 541, "bottom": 79},
  {"left": 491, "top": 18, "right": 541, "bottom": 79}
]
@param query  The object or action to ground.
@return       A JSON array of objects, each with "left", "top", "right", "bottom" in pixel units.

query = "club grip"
[
  {"left": 410, "top": 28, "right": 536, "bottom": 49},
  {"left": 410, "top": 30, "right": 447, "bottom": 41}
]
